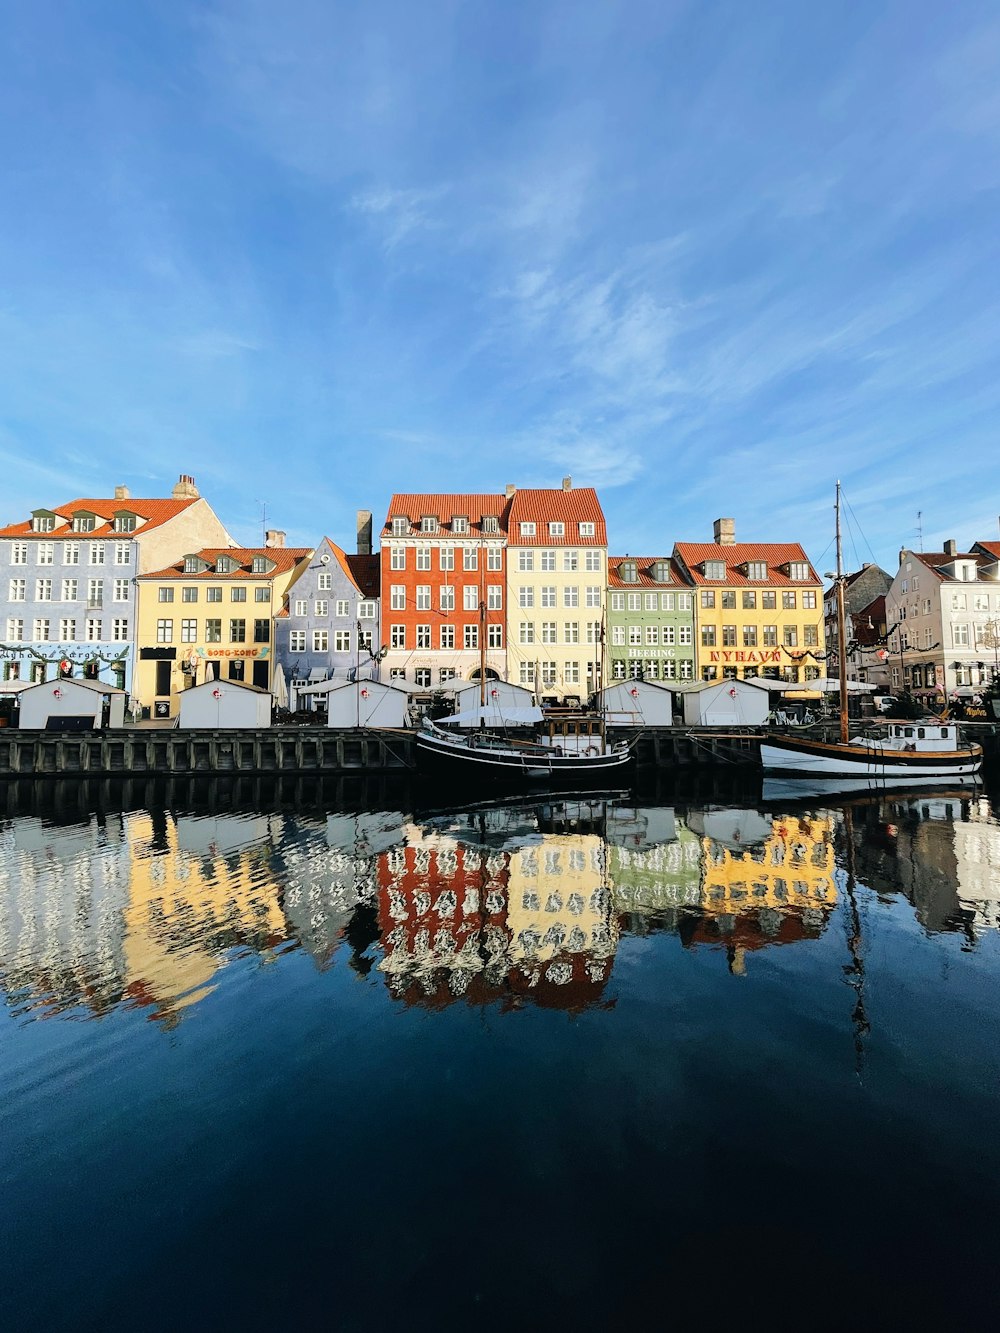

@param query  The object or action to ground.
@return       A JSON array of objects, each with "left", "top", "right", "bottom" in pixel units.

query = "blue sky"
[{"left": 1, "top": 0, "right": 998, "bottom": 572}]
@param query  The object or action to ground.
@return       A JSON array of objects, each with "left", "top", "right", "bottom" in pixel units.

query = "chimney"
[
  {"left": 505, "top": 484, "right": 516, "bottom": 499},
  {"left": 356, "top": 509, "right": 373, "bottom": 556},
  {"left": 713, "top": 517, "right": 735, "bottom": 546},
  {"left": 562, "top": 476, "right": 572, "bottom": 491},
  {"left": 265, "top": 529, "right": 286, "bottom": 548},
  {"left": 899, "top": 548, "right": 906, "bottom": 564},
  {"left": 172, "top": 474, "right": 199, "bottom": 500},
  {"left": 114, "top": 484, "right": 130, "bottom": 501},
  {"left": 944, "top": 539, "right": 957, "bottom": 557}
]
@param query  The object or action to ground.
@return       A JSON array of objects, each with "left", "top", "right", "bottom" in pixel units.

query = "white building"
[
  {"left": 296, "top": 677, "right": 410, "bottom": 728},
  {"left": 681, "top": 678, "right": 770, "bottom": 727},
  {"left": 177, "top": 678, "right": 272, "bottom": 729},
  {"left": 17, "top": 677, "right": 127, "bottom": 730},
  {"left": 594, "top": 680, "right": 676, "bottom": 727}
]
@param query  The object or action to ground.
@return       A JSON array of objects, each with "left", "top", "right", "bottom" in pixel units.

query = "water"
[{"left": 2, "top": 773, "right": 999, "bottom": 1330}]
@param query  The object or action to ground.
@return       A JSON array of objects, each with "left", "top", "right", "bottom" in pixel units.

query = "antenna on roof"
[{"left": 916, "top": 510, "right": 923, "bottom": 552}]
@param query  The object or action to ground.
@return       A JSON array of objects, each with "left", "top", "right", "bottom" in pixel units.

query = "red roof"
[
  {"left": 607, "top": 556, "right": 683, "bottom": 589},
  {"left": 346, "top": 553, "right": 380, "bottom": 600},
  {"left": 673, "top": 542, "right": 820, "bottom": 587},
  {"left": 382, "top": 493, "right": 509, "bottom": 536},
  {"left": 0, "top": 497, "right": 197, "bottom": 539},
  {"left": 506, "top": 487, "right": 606, "bottom": 546},
  {"left": 975, "top": 540, "right": 1000, "bottom": 560},
  {"left": 140, "top": 547, "right": 311, "bottom": 580},
  {"left": 910, "top": 550, "right": 993, "bottom": 581}
]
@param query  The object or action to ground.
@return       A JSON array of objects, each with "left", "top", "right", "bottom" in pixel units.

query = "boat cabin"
[
  {"left": 885, "top": 723, "right": 961, "bottom": 752},
  {"left": 543, "top": 715, "right": 606, "bottom": 755}
]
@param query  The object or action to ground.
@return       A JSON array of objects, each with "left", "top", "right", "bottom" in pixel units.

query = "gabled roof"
[
  {"left": 382, "top": 493, "right": 509, "bottom": 536},
  {"left": 851, "top": 595, "right": 887, "bottom": 645},
  {"left": 346, "top": 554, "right": 380, "bottom": 599},
  {"left": 140, "top": 547, "right": 311, "bottom": 580},
  {"left": 908, "top": 549, "right": 994, "bottom": 581},
  {"left": 672, "top": 542, "right": 819, "bottom": 587},
  {"left": 0, "top": 497, "right": 198, "bottom": 540},
  {"left": 506, "top": 487, "right": 606, "bottom": 546},
  {"left": 608, "top": 556, "right": 682, "bottom": 589},
  {"left": 972, "top": 540, "right": 1000, "bottom": 562}
]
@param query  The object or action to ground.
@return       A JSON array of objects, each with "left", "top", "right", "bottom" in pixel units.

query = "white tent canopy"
[{"left": 439, "top": 705, "right": 544, "bottom": 728}]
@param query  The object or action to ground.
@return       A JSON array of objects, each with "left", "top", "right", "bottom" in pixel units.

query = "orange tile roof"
[
  {"left": 607, "top": 556, "right": 682, "bottom": 589},
  {"left": 506, "top": 487, "right": 606, "bottom": 546},
  {"left": 140, "top": 547, "right": 311, "bottom": 580},
  {"left": 382, "top": 493, "right": 509, "bottom": 536},
  {"left": 0, "top": 497, "right": 197, "bottom": 539},
  {"left": 347, "top": 553, "right": 380, "bottom": 599},
  {"left": 976, "top": 540, "right": 1000, "bottom": 560},
  {"left": 673, "top": 542, "right": 820, "bottom": 587}
]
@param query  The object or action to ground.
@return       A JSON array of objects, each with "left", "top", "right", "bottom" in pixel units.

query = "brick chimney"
[
  {"left": 114, "top": 484, "right": 130, "bottom": 501},
  {"left": 505, "top": 483, "right": 516, "bottom": 499},
  {"left": 944, "top": 539, "right": 957, "bottom": 557},
  {"left": 713, "top": 517, "right": 735, "bottom": 545},
  {"left": 356, "top": 509, "right": 373, "bottom": 556},
  {"left": 265, "top": 529, "right": 286, "bottom": 548},
  {"left": 562, "top": 476, "right": 572, "bottom": 491},
  {"left": 172, "top": 474, "right": 199, "bottom": 500}
]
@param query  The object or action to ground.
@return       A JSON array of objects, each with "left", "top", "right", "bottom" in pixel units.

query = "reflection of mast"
[{"left": 842, "top": 807, "right": 870, "bottom": 1074}]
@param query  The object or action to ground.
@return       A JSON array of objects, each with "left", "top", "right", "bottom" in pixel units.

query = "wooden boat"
[
  {"left": 416, "top": 710, "right": 635, "bottom": 782},
  {"left": 760, "top": 482, "right": 982, "bottom": 783}
]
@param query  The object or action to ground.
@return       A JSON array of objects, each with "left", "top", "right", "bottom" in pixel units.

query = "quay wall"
[{"left": 0, "top": 723, "right": 996, "bottom": 778}]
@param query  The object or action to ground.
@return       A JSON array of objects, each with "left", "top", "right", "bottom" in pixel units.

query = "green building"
[{"left": 606, "top": 556, "right": 696, "bottom": 683}]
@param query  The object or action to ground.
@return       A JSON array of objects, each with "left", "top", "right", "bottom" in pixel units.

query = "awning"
[{"left": 308, "top": 668, "right": 328, "bottom": 680}]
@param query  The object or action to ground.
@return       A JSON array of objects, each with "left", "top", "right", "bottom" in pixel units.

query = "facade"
[
  {"left": 505, "top": 480, "right": 607, "bottom": 704},
  {"left": 0, "top": 475, "right": 233, "bottom": 694},
  {"left": 134, "top": 534, "right": 310, "bottom": 717},
  {"left": 674, "top": 519, "right": 824, "bottom": 683},
  {"left": 886, "top": 542, "right": 1000, "bottom": 702},
  {"left": 379, "top": 492, "right": 509, "bottom": 694},
  {"left": 823, "top": 562, "right": 893, "bottom": 687},
  {"left": 274, "top": 520, "right": 380, "bottom": 702},
  {"left": 606, "top": 555, "right": 695, "bottom": 684}
]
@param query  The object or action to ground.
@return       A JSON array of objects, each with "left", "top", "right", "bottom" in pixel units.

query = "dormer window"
[
  {"left": 746, "top": 561, "right": 767, "bottom": 581},
  {"left": 452, "top": 515, "right": 468, "bottom": 534},
  {"left": 32, "top": 514, "right": 56, "bottom": 532},
  {"left": 421, "top": 515, "right": 438, "bottom": 533},
  {"left": 652, "top": 560, "right": 671, "bottom": 583},
  {"left": 520, "top": 522, "right": 536, "bottom": 538},
  {"left": 579, "top": 522, "right": 595, "bottom": 538},
  {"left": 483, "top": 515, "right": 499, "bottom": 534},
  {"left": 620, "top": 561, "right": 638, "bottom": 583},
  {"left": 183, "top": 555, "right": 203, "bottom": 574},
  {"left": 71, "top": 512, "right": 97, "bottom": 532},
  {"left": 113, "top": 512, "right": 137, "bottom": 533},
  {"left": 216, "top": 556, "right": 234, "bottom": 574},
  {"left": 251, "top": 556, "right": 273, "bottom": 574},
  {"left": 704, "top": 560, "right": 726, "bottom": 581},
  {"left": 788, "top": 562, "right": 810, "bottom": 581},
  {"left": 548, "top": 522, "right": 565, "bottom": 537},
  {"left": 391, "top": 516, "right": 408, "bottom": 536}
]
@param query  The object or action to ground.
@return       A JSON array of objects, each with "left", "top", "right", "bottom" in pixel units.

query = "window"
[
  {"left": 254, "top": 619, "right": 270, "bottom": 643},
  {"left": 783, "top": 625, "right": 798, "bottom": 647},
  {"left": 202, "top": 618, "right": 220, "bottom": 643},
  {"left": 416, "top": 624, "right": 431, "bottom": 649},
  {"left": 452, "top": 515, "right": 468, "bottom": 534},
  {"left": 112, "top": 618, "right": 129, "bottom": 641},
  {"left": 610, "top": 593, "right": 624, "bottom": 611},
  {"left": 231, "top": 586, "right": 246, "bottom": 603},
  {"left": 36, "top": 579, "right": 52, "bottom": 601},
  {"left": 620, "top": 561, "right": 638, "bottom": 583},
  {"left": 612, "top": 660, "right": 626, "bottom": 679},
  {"left": 663, "top": 660, "right": 677, "bottom": 680},
  {"left": 464, "top": 624, "right": 478, "bottom": 649},
  {"left": 487, "top": 586, "right": 502, "bottom": 610},
  {"left": 359, "top": 628, "right": 373, "bottom": 652},
  {"left": 115, "top": 542, "right": 131, "bottom": 565},
  {"left": 254, "top": 587, "right": 269, "bottom": 603},
  {"left": 680, "top": 660, "right": 693, "bottom": 679},
  {"left": 463, "top": 586, "right": 478, "bottom": 611},
  {"left": 579, "top": 522, "right": 595, "bottom": 538},
  {"left": 645, "top": 593, "right": 658, "bottom": 611},
  {"left": 293, "top": 598, "right": 307, "bottom": 616},
  {"left": 416, "top": 585, "right": 431, "bottom": 610},
  {"left": 701, "top": 590, "right": 716, "bottom": 609},
  {"left": 804, "top": 625, "right": 819, "bottom": 647},
  {"left": 33, "top": 618, "right": 50, "bottom": 641},
  {"left": 86, "top": 578, "right": 102, "bottom": 606},
  {"left": 586, "top": 586, "right": 602, "bottom": 608},
  {"left": 390, "top": 668, "right": 406, "bottom": 682},
  {"left": 519, "top": 661, "right": 536, "bottom": 684},
  {"left": 541, "top": 621, "right": 557, "bottom": 644},
  {"left": 483, "top": 515, "right": 499, "bottom": 535},
  {"left": 439, "top": 547, "right": 454, "bottom": 571},
  {"left": 645, "top": 625, "right": 659, "bottom": 646},
  {"left": 519, "top": 586, "right": 535, "bottom": 609},
  {"left": 358, "top": 600, "right": 376, "bottom": 619},
  {"left": 951, "top": 593, "right": 967, "bottom": 611},
  {"left": 645, "top": 661, "right": 660, "bottom": 680},
  {"left": 541, "top": 550, "right": 556, "bottom": 571},
  {"left": 565, "top": 661, "right": 580, "bottom": 684},
  {"left": 113, "top": 579, "right": 130, "bottom": 601},
  {"left": 182, "top": 587, "right": 198, "bottom": 603},
  {"left": 230, "top": 619, "right": 246, "bottom": 642},
  {"left": 742, "top": 591, "right": 756, "bottom": 609},
  {"left": 722, "top": 624, "right": 736, "bottom": 646},
  {"left": 662, "top": 594, "right": 674, "bottom": 611},
  {"left": 64, "top": 542, "right": 80, "bottom": 566},
  {"left": 61, "top": 579, "right": 78, "bottom": 601},
  {"left": 563, "top": 550, "right": 578, "bottom": 571},
  {"left": 391, "top": 624, "right": 406, "bottom": 649},
  {"left": 59, "top": 618, "right": 77, "bottom": 640},
  {"left": 34, "top": 515, "right": 55, "bottom": 532},
  {"left": 802, "top": 590, "right": 817, "bottom": 610},
  {"left": 487, "top": 548, "right": 502, "bottom": 571},
  {"left": 463, "top": 546, "right": 478, "bottom": 571},
  {"left": 86, "top": 543, "right": 103, "bottom": 566},
  {"left": 540, "top": 586, "right": 556, "bottom": 608},
  {"left": 390, "top": 585, "right": 405, "bottom": 610},
  {"left": 440, "top": 585, "right": 455, "bottom": 611},
  {"left": 156, "top": 586, "right": 174, "bottom": 604},
  {"left": 703, "top": 560, "right": 725, "bottom": 581},
  {"left": 518, "top": 549, "right": 534, "bottom": 571},
  {"left": 953, "top": 624, "right": 970, "bottom": 647},
  {"left": 746, "top": 562, "right": 767, "bottom": 580},
  {"left": 439, "top": 667, "right": 457, "bottom": 683},
  {"left": 35, "top": 543, "right": 54, "bottom": 566},
  {"left": 9, "top": 579, "right": 25, "bottom": 601},
  {"left": 520, "top": 522, "right": 536, "bottom": 538},
  {"left": 564, "top": 622, "right": 580, "bottom": 644},
  {"left": 563, "top": 587, "right": 579, "bottom": 608},
  {"left": 440, "top": 624, "right": 455, "bottom": 649},
  {"left": 548, "top": 522, "right": 564, "bottom": 537},
  {"left": 585, "top": 550, "right": 601, "bottom": 572},
  {"left": 782, "top": 591, "right": 797, "bottom": 610},
  {"left": 721, "top": 590, "right": 736, "bottom": 609},
  {"left": 289, "top": 631, "right": 306, "bottom": 652},
  {"left": 416, "top": 547, "right": 431, "bottom": 571},
  {"left": 789, "top": 562, "right": 810, "bottom": 581},
  {"left": 762, "top": 591, "right": 776, "bottom": 610},
  {"left": 391, "top": 547, "right": 406, "bottom": 570},
  {"left": 335, "top": 630, "right": 351, "bottom": 652},
  {"left": 317, "top": 573, "right": 332, "bottom": 592},
  {"left": 678, "top": 625, "right": 692, "bottom": 645},
  {"left": 420, "top": 515, "right": 438, "bottom": 533},
  {"left": 414, "top": 668, "right": 432, "bottom": 688},
  {"left": 11, "top": 542, "right": 28, "bottom": 564},
  {"left": 519, "top": 622, "right": 535, "bottom": 645},
  {"left": 392, "top": 516, "right": 408, "bottom": 536},
  {"left": 6, "top": 618, "right": 23, "bottom": 639},
  {"left": 487, "top": 624, "right": 502, "bottom": 648},
  {"left": 701, "top": 625, "right": 716, "bottom": 647},
  {"left": 743, "top": 625, "right": 758, "bottom": 647},
  {"left": 541, "top": 661, "right": 557, "bottom": 685},
  {"left": 251, "top": 557, "right": 271, "bottom": 575},
  {"left": 611, "top": 625, "right": 625, "bottom": 645},
  {"left": 313, "top": 629, "right": 329, "bottom": 652},
  {"left": 663, "top": 624, "right": 676, "bottom": 645},
  {"left": 627, "top": 625, "right": 641, "bottom": 646},
  {"left": 763, "top": 624, "right": 777, "bottom": 646},
  {"left": 87, "top": 618, "right": 103, "bottom": 641},
  {"left": 157, "top": 618, "right": 173, "bottom": 643}
]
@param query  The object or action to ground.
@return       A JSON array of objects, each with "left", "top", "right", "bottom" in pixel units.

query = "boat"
[
  {"left": 760, "top": 482, "right": 982, "bottom": 783},
  {"left": 415, "top": 598, "right": 636, "bottom": 783}
]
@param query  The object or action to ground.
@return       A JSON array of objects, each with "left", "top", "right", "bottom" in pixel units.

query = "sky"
[{"left": 1, "top": 0, "right": 998, "bottom": 574}]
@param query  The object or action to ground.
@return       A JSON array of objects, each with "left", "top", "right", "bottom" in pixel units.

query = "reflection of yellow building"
[
  {"left": 122, "top": 812, "right": 286, "bottom": 1022},
  {"left": 700, "top": 814, "right": 836, "bottom": 916}
]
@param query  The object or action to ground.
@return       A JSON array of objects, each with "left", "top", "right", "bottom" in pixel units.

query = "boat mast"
[{"left": 835, "top": 481, "right": 849, "bottom": 746}]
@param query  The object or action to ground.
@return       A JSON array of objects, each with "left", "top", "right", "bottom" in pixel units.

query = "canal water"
[{"left": 2, "top": 773, "right": 999, "bottom": 1330}]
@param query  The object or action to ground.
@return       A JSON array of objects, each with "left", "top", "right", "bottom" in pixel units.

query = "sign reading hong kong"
[{"left": 708, "top": 649, "right": 782, "bottom": 665}]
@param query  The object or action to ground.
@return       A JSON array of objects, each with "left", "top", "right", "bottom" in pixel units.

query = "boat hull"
[
  {"left": 416, "top": 728, "right": 635, "bottom": 783},
  {"left": 760, "top": 734, "right": 982, "bottom": 780}
]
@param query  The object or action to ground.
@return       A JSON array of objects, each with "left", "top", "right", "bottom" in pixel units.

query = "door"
[
  {"left": 252, "top": 661, "right": 269, "bottom": 689},
  {"left": 155, "top": 660, "right": 172, "bottom": 697}
]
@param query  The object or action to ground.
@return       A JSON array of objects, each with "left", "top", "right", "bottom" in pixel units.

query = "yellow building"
[
  {"left": 674, "top": 520, "right": 825, "bottom": 684},
  {"left": 505, "top": 480, "right": 608, "bottom": 704},
  {"left": 134, "top": 532, "right": 311, "bottom": 716}
]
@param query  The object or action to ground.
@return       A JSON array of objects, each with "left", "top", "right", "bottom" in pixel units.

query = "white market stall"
[
  {"left": 17, "top": 677, "right": 127, "bottom": 731},
  {"left": 295, "top": 678, "right": 410, "bottom": 729},
  {"left": 681, "top": 678, "right": 771, "bottom": 727},
  {"left": 594, "top": 680, "right": 676, "bottom": 727},
  {"left": 453, "top": 680, "right": 535, "bottom": 714},
  {"left": 178, "top": 679, "right": 272, "bottom": 730}
]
